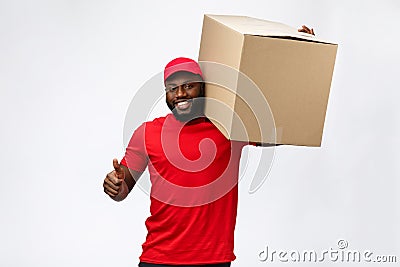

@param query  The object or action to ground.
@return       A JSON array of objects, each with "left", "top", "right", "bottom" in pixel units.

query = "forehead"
[{"left": 165, "top": 71, "right": 202, "bottom": 86}]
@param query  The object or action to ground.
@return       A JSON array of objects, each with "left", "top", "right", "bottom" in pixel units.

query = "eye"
[
  {"left": 183, "top": 83, "right": 193, "bottom": 90},
  {"left": 166, "top": 86, "right": 178, "bottom": 92}
]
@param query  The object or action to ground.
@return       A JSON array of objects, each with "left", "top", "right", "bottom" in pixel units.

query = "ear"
[{"left": 200, "top": 82, "right": 205, "bottom": 96}]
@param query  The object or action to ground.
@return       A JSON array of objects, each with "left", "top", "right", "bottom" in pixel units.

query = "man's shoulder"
[
  {"left": 144, "top": 113, "right": 172, "bottom": 126},
  {"left": 138, "top": 114, "right": 176, "bottom": 132}
]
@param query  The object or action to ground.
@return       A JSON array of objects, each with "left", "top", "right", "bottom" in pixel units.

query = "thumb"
[{"left": 113, "top": 158, "right": 124, "bottom": 179}]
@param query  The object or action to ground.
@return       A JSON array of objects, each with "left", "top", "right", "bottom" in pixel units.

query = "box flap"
[{"left": 205, "top": 14, "right": 335, "bottom": 45}]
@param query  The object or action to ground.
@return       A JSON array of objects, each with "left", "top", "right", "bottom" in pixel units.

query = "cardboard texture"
[{"left": 198, "top": 14, "right": 338, "bottom": 147}]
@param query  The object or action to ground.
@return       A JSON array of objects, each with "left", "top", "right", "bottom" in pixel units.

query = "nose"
[{"left": 175, "top": 85, "right": 187, "bottom": 98}]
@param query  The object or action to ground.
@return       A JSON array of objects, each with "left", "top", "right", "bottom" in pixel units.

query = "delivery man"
[{"left": 103, "top": 26, "right": 315, "bottom": 267}]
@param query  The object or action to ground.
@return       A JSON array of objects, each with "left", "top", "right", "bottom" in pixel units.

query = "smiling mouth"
[{"left": 175, "top": 100, "right": 192, "bottom": 111}]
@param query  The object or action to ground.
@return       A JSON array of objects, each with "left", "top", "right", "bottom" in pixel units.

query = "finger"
[
  {"left": 103, "top": 180, "right": 119, "bottom": 195},
  {"left": 302, "top": 25, "right": 311, "bottom": 32},
  {"left": 298, "top": 27, "right": 306, "bottom": 33},
  {"left": 104, "top": 186, "right": 118, "bottom": 197},
  {"left": 104, "top": 177, "right": 121, "bottom": 191},
  {"left": 104, "top": 185, "right": 118, "bottom": 197},
  {"left": 311, "top": 28, "right": 315, "bottom": 35},
  {"left": 298, "top": 25, "right": 312, "bottom": 34},
  {"left": 113, "top": 159, "right": 125, "bottom": 179},
  {"left": 107, "top": 171, "right": 123, "bottom": 185},
  {"left": 113, "top": 158, "right": 122, "bottom": 172}
]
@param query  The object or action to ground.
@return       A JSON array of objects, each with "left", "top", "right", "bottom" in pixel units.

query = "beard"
[{"left": 167, "top": 96, "right": 205, "bottom": 122}]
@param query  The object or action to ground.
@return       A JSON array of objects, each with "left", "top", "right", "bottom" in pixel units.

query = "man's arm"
[{"left": 103, "top": 158, "right": 143, "bottom": 202}]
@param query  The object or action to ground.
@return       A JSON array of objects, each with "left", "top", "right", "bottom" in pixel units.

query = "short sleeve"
[{"left": 120, "top": 123, "right": 148, "bottom": 172}]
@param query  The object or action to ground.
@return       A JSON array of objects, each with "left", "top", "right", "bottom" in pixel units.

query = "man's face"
[{"left": 165, "top": 71, "right": 205, "bottom": 122}]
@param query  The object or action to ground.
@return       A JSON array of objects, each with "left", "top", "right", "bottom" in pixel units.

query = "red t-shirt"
[{"left": 121, "top": 114, "right": 248, "bottom": 265}]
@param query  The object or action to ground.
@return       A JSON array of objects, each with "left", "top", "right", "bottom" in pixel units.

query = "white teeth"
[
  {"left": 177, "top": 101, "right": 188, "bottom": 106},
  {"left": 176, "top": 100, "right": 191, "bottom": 110}
]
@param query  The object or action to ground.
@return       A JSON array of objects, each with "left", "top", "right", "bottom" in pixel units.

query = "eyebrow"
[{"left": 165, "top": 80, "right": 198, "bottom": 87}]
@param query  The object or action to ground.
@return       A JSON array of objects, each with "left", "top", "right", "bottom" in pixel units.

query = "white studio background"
[{"left": 0, "top": 0, "right": 399, "bottom": 266}]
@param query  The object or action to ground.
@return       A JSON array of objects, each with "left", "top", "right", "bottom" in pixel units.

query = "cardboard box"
[{"left": 198, "top": 14, "right": 338, "bottom": 146}]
